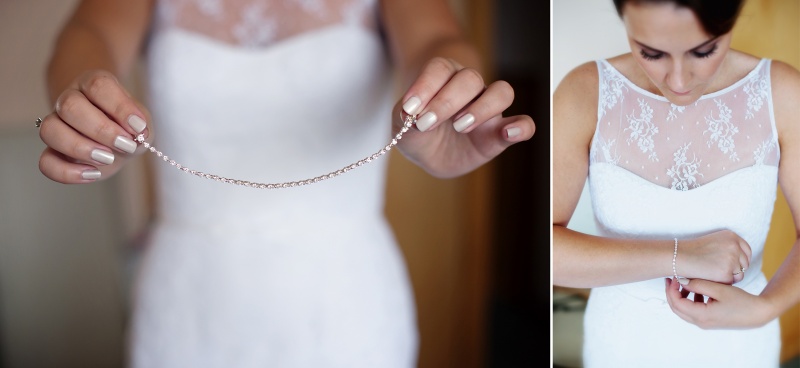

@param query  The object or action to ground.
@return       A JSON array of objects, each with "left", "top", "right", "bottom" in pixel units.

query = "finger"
[
  {"left": 55, "top": 88, "right": 140, "bottom": 155},
  {"left": 39, "top": 114, "right": 117, "bottom": 167},
  {"left": 666, "top": 279, "right": 703, "bottom": 323},
  {"left": 450, "top": 80, "right": 514, "bottom": 134},
  {"left": 676, "top": 278, "right": 723, "bottom": 301},
  {"left": 39, "top": 147, "right": 102, "bottom": 184},
  {"left": 463, "top": 114, "right": 535, "bottom": 162},
  {"left": 414, "top": 67, "right": 486, "bottom": 132},
  {"left": 501, "top": 114, "right": 536, "bottom": 143},
  {"left": 665, "top": 278, "right": 682, "bottom": 308},
  {"left": 732, "top": 264, "right": 745, "bottom": 284},
  {"left": 738, "top": 237, "right": 752, "bottom": 266},
  {"left": 76, "top": 71, "right": 149, "bottom": 136},
  {"left": 400, "top": 57, "right": 462, "bottom": 117}
]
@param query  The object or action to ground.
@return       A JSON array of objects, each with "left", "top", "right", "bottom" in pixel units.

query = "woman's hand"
[
  {"left": 665, "top": 277, "right": 774, "bottom": 329},
  {"left": 392, "top": 57, "right": 535, "bottom": 178},
  {"left": 677, "top": 230, "right": 752, "bottom": 285},
  {"left": 38, "top": 69, "right": 151, "bottom": 183}
]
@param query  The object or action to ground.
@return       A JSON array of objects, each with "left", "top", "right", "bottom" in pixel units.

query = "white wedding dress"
[
  {"left": 584, "top": 58, "right": 781, "bottom": 367},
  {"left": 128, "top": 1, "right": 418, "bottom": 367}
]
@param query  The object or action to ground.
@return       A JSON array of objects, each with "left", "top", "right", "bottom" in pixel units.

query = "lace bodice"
[
  {"left": 582, "top": 59, "right": 782, "bottom": 368},
  {"left": 154, "top": 0, "right": 377, "bottom": 47},
  {"left": 589, "top": 59, "right": 779, "bottom": 191}
]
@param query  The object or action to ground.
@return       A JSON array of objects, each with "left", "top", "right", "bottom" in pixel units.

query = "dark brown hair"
[{"left": 613, "top": 0, "right": 745, "bottom": 37}]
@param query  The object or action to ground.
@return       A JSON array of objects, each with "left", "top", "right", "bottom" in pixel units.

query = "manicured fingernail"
[
  {"left": 82, "top": 169, "right": 101, "bottom": 180},
  {"left": 114, "top": 135, "right": 137, "bottom": 154},
  {"left": 506, "top": 127, "right": 522, "bottom": 138},
  {"left": 416, "top": 112, "right": 437, "bottom": 132},
  {"left": 678, "top": 278, "right": 689, "bottom": 286},
  {"left": 128, "top": 115, "right": 147, "bottom": 133},
  {"left": 91, "top": 149, "right": 115, "bottom": 165},
  {"left": 403, "top": 96, "right": 422, "bottom": 115},
  {"left": 453, "top": 114, "right": 475, "bottom": 133}
]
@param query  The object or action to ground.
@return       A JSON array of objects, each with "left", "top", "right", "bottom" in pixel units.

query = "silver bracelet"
[
  {"left": 672, "top": 238, "right": 679, "bottom": 280},
  {"left": 134, "top": 112, "right": 416, "bottom": 189}
]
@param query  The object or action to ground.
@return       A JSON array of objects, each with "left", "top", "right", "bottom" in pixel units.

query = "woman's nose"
[{"left": 666, "top": 61, "right": 690, "bottom": 93}]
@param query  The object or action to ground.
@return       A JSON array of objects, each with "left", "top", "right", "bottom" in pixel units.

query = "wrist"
[{"left": 755, "top": 293, "right": 783, "bottom": 327}]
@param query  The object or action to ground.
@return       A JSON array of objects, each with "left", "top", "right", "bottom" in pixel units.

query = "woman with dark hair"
[{"left": 553, "top": 0, "right": 800, "bottom": 366}]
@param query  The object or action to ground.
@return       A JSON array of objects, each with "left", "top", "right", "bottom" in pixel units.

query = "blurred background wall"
[{"left": 0, "top": 1, "right": 547, "bottom": 367}]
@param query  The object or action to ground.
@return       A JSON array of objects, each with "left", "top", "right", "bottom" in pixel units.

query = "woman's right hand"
[
  {"left": 679, "top": 230, "right": 752, "bottom": 284},
  {"left": 38, "top": 69, "right": 151, "bottom": 183}
]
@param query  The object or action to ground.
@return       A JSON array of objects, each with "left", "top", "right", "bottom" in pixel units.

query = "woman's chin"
[{"left": 665, "top": 92, "right": 700, "bottom": 106}]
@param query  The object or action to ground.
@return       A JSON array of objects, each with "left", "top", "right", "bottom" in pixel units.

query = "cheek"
[
  {"left": 693, "top": 58, "right": 725, "bottom": 85},
  {"left": 636, "top": 60, "right": 667, "bottom": 84}
]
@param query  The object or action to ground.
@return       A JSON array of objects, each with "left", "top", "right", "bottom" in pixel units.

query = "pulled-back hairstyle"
[{"left": 613, "top": 0, "right": 745, "bottom": 37}]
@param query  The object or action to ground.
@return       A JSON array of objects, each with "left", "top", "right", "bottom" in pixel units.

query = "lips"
[{"left": 670, "top": 89, "right": 691, "bottom": 96}]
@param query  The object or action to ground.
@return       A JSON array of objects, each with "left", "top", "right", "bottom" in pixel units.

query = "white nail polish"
[
  {"left": 678, "top": 278, "right": 689, "bottom": 286},
  {"left": 506, "top": 127, "right": 522, "bottom": 138},
  {"left": 82, "top": 169, "right": 101, "bottom": 180},
  {"left": 114, "top": 136, "right": 137, "bottom": 154},
  {"left": 128, "top": 115, "right": 147, "bottom": 133},
  {"left": 91, "top": 149, "right": 115, "bottom": 165},
  {"left": 453, "top": 114, "right": 475, "bottom": 133},
  {"left": 416, "top": 112, "right": 437, "bottom": 132},
  {"left": 403, "top": 96, "right": 422, "bottom": 115}
]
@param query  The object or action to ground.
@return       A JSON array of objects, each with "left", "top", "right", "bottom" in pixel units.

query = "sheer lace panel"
[
  {"left": 155, "top": 0, "right": 378, "bottom": 47},
  {"left": 589, "top": 59, "right": 779, "bottom": 191}
]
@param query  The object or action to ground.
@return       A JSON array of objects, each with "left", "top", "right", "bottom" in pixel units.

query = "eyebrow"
[{"left": 634, "top": 37, "right": 719, "bottom": 54}]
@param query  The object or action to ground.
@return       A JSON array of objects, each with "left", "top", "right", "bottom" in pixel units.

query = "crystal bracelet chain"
[{"left": 134, "top": 113, "right": 416, "bottom": 189}]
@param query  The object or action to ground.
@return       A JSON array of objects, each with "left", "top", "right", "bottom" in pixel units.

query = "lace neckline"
[{"left": 599, "top": 58, "right": 768, "bottom": 104}]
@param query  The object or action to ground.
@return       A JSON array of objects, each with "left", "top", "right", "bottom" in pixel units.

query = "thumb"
[{"left": 678, "top": 278, "right": 723, "bottom": 299}]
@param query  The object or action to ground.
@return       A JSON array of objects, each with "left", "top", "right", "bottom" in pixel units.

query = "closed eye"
[
  {"left": 692, "top": 43, "right": 718, "bottom": 59},
  {"left": 640, "top": 49, "right": 663, "bottom": 61}
]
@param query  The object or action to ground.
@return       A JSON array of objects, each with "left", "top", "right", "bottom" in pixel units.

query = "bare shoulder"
[
  {"left": 769, "top": 60, "right": 800, "bottom": 136},
  {"left": 770, "top": 60, "right": 800, "bottom": 101},
  {"left": 555, "top": 60, "right": 599, "bottom": 99},
  {"left": 553, "top": 60, "right": 600, "bottom": 138}
]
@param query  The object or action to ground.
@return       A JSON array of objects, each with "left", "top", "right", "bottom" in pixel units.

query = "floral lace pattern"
[
  {"left": 704, "top": 99, "right": 739, "bottom": 162},
  {"left": 155, "top": 0, "right": 376, "bottom": 47},
  {"left": 598, "top": 63, "right": 629, "bottom": 119},
  {"left": 590, "top": 59, "right": 779, "bottom": 191},
  {"left": 667, "top": 142, "right": 703, "bottom": 190},
  {"left": 625, "top": 98, "right": 659, "bottom": 161}
]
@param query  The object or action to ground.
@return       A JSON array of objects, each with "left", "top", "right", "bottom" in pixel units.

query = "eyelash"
[
  {"left": 692, "top": 44, "right": 718, "bottom": 59},
  {"left": 640, "top": 50, "right": 662, "bottom": 61},
  {"left": 639, "top": 44, "right": 718, "bottom": 61}
]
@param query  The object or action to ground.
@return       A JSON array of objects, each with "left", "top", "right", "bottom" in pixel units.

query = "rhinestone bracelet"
[
  {"left": 672, "top": 238, "right": 679, "bottom": 280},
  {"left": 134, "top": 113, "right": 416, "bottom": 189}
]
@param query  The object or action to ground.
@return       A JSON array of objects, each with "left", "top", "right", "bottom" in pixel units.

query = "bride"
[{"left": 37, "top": 0, "right": 534, "bottom": 367}]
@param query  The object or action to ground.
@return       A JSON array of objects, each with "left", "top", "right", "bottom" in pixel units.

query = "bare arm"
[
  {"left": 38, "top": 0, "right": 154, "bottom": 184},
  {"left": 380, "top": 0, "right": 481, "bottom": 84},
  {"left": 47, "top": 0, "right": 154, "bottom": 102},
  {"left": 380, "top": 0, "right": 535, "bottom": 178},
  {"left": 552, "top": 61, "right": 750, "bottom": 288},
  {"left": 758, "top": 59, "right": 800, "bottom": 321}
]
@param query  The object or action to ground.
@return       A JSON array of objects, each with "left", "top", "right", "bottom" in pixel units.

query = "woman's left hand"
[
  {"left": 392, "top": 56, "right": 535, "bottom": 178},
  {"left": 665, "top": 277, "right": 774, "bottom": 329}
]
